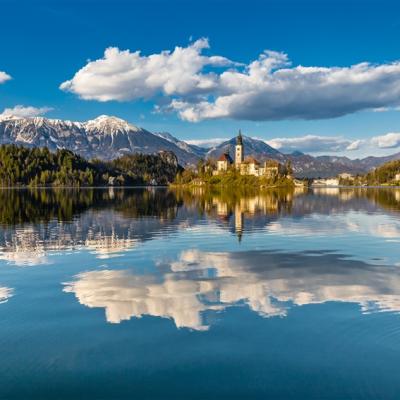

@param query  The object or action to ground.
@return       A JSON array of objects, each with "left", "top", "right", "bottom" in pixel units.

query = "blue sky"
[{"left": 2, "top": 0, "right": 400, "bottom": 157}]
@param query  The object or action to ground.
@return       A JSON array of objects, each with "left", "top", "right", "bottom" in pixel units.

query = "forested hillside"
[
  {"left": 0, "top": 145, "right": 180, "bottom": 187},
  {"left": 365, "top": 160, "right": 400, "bottom": 185},
  {"left": 109, "top": 151, "right": 181, "bottom": 185}
]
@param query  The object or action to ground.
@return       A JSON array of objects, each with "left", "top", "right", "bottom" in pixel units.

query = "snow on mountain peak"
[
  {"left": 31, "top": 117, "right": 48, "bottom": 127},
  {"left": 84, "top": 115, "right": 141, "bottom": 134},
  {"left": 0, "top": 114, "right": 20, "bottom": 122}
]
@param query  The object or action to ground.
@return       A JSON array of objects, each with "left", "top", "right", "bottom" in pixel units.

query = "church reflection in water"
[
  {"left": 0, "top": 186, "right": 399, "bottom": 265},
  {"left": 203, "top": 188, "right": 297, "bottom": 241},
  {"left": 1, "top": 186, "right": 400, "bottom": 328}
]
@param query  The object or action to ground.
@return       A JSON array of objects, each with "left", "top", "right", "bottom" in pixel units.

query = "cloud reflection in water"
[
  {"left": 63, "top": 249, "right": 400, "bottom": 330},
  {"left": 0, "top": 286, "right": 13, "bottom": 304}
]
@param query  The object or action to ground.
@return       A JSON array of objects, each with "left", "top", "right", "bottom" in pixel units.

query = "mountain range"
[
  {"left": 0, "top": 114, "right": 399, "bottom": 178},
  {"left": 0, "top": 115, "right": 200, "bottom": 166}
]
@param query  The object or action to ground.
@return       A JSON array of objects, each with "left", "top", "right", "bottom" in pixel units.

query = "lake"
[{"left": 0, "top": 187, "right": 400, "bottom": 399}]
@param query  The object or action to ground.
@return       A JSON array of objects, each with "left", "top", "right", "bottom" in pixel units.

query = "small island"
[{"left": 174, "top": 131, "right": 295, "bottom": 188}]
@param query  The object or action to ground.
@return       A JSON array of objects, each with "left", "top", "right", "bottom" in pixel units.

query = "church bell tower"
[{"left": 235, "top": 130, "right": 244, "bottom": 166}]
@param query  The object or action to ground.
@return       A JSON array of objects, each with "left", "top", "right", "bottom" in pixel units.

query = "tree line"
[
  {"left": 0, "top": 145, "right": 181, "bottom": 187},
  {"left": 0, "top": 187, "right": 181, "bottom": 225},
  {"left": 365, "top": 159, "right": 400, "bottom": 185}
]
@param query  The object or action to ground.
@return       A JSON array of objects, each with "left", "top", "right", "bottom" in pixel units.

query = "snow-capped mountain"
[
  {"left": 0, "top": 114, "right": 398, "bottom": 176},
  {"left": 0, "top": 115, "right": 200, "bottom": 165}
]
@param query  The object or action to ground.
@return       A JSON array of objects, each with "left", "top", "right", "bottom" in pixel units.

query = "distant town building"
[
  {"left": 338, "top": 173, "right": 354, "bottom": 180},
  {"left": 312, "top": 178, "right": 339, "bottom": 187},
  {"left": 395, "top": 173, "right": 400, "bottom": 181}
]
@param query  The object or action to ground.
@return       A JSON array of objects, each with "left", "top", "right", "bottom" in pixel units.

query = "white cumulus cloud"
[
  {"left": 60, "top": 38, "right": 234, "bottom": 102},
  {"left": 345, "top": 139, "right": 363, "bottom": 151},
  {"left": 371, "top": 132, "right": 400, "bottom": 149},
  {"left": 0, "top": 105, "right": 53, "bottom": 119},
  {"left": 61, "top": 40, "right": 400, "bottom": 122},
  {"left": 266, "top": 135, "right": 362, "bottom": 153},
  {"left": 0, "top": 71, "right": 11, "bottom": 84}
]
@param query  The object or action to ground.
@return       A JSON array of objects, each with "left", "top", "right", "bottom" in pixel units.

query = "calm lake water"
[{"left": 0, "top": 187, "right": 400, "bottom": 399}]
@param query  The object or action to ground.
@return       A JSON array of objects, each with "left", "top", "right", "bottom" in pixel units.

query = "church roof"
[{"left": 218, "top": 153, "right": 233, "bottom": 163}]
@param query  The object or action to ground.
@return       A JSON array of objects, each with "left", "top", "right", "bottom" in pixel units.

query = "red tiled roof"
[{"left": 218, "top": 153, "right": 232, "bottom": 162}]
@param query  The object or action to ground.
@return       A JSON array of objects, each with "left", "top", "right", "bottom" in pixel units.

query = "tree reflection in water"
[{"left": 0, "top": 187, "right": 398, "bottom": 266}]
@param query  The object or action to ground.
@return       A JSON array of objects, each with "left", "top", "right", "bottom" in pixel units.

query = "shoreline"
[
  {"left": 0, "top": 184, "right": 398, "bottom": 190},
  {"left": 311, "top": 185, "right": 400, "bottom": 189},
  {"left": 171, "top": 182, "right": 400, "bottom": 189},
  {"left": 0, "top": 185, "right": 170, "bottom": 190}
]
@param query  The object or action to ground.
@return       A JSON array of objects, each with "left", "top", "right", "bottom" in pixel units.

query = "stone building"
[
  {"left": 263, "top": 160, "right": 284, "bottom": 179},
  {"left": 240, "top": 156, "right": 260, "bottom": 176},
  {"left": 217, "top": 152, "right": 233, "bottom": 172}
]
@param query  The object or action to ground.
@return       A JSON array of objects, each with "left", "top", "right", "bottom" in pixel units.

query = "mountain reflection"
[
  {"left": 63, "top": 249, "right": 400, "bottom": 330},
  {"left": 0, "top": 187, "right": 399, "bottom": 266}
]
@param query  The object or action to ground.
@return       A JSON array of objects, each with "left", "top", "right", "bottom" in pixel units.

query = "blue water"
[{"left": 0, "top": 187, "right": 400, "bottom": 399}]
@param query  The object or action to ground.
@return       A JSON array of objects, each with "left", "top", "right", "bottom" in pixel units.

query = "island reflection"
[{"left": 0, "top": 187, "right": 398, "bottom": 265}]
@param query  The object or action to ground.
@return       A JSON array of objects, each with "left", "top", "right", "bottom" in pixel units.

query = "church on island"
[{"left": 214, "top": 131, "right": 285, "bottom": 178}]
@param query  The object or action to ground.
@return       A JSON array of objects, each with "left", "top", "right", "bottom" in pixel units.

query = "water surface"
[{"left": 0, "top": 187, "right": 400, "bottom": 399}]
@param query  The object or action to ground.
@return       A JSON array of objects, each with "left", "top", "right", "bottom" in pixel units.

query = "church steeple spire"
[
  {"left": 235, "top": 129, "right": 244, "bottom": 166},
  {"left": 236, "top": 129, "right": 243, "bottom": 145}
]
